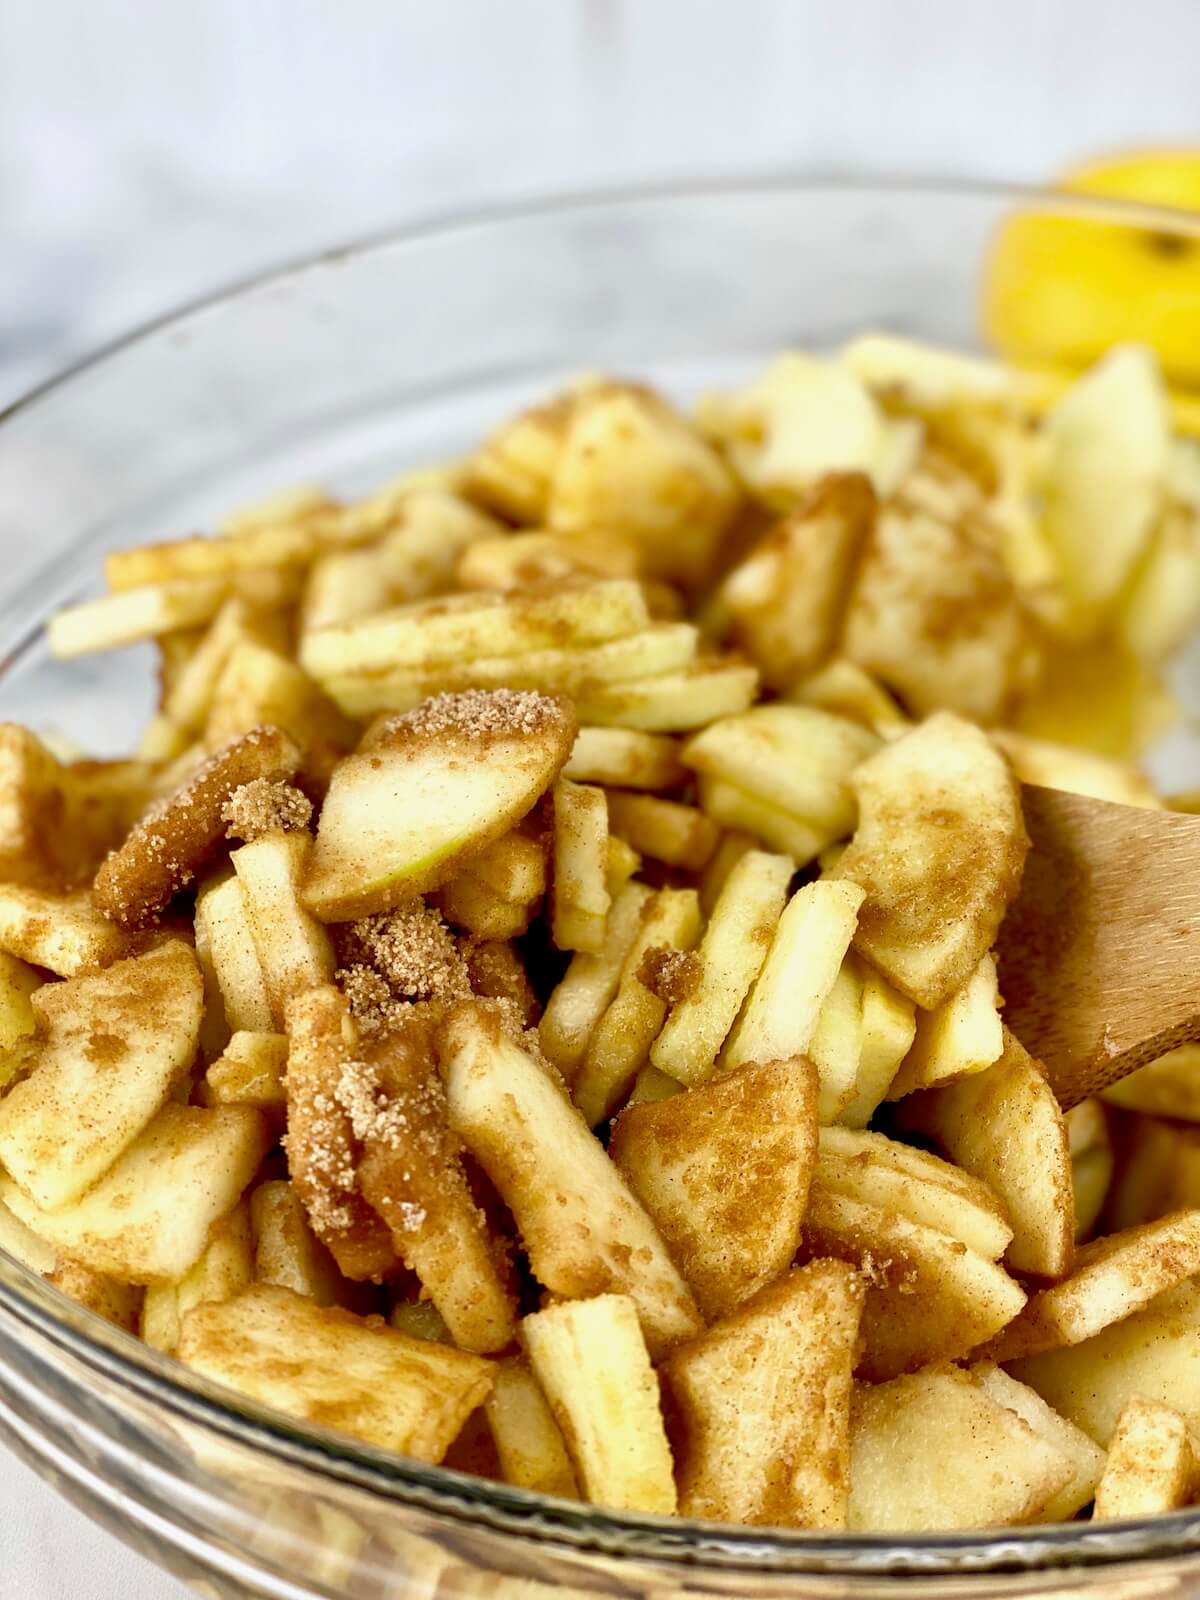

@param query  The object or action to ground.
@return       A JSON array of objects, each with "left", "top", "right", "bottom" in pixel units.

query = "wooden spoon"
[{"left": 997, "top": 785, "right": 1200, "bottom": 1109}]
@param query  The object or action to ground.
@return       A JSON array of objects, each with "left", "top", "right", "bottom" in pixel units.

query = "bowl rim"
[{"left": 3, "top": 171, "right": 1200, "bottom": 1578}]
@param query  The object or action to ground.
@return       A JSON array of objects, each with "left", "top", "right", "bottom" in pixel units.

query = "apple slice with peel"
[{"left": 304, "top": 689, "right": 576, "bottom": 921}]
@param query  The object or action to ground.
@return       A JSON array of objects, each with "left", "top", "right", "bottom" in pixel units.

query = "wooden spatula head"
[{"left": 997, "top": 785, "right": 1200, "bottom": 1109}]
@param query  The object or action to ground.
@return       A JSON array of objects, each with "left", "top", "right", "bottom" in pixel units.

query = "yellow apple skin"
[{"left": 983, "top": 150, "right": 1200, "bottom": 391}]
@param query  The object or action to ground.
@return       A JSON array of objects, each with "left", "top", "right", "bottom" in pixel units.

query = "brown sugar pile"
[
  {"left": 338, "top": 901, "right": 471, "bottom": 1035},
  {"left": 638, "top": 945, "right": 703, "bottom": 1005},
  {"left": 223, "top": 778, "right": 313, "bottom": 842},
  {"left": 387, "top": 688, "right": 566, "bottom": 743}
]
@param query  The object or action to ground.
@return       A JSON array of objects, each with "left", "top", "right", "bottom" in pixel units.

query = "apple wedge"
[
  {"left": 897, "top": 1027, "right": 1075, "bottom": 1280},
  {"left": 538, "top": 881, "right": 655, "bottom": 1079},
  {"left": 683, "top": 704, "right": 880, "bottom": 837},
  {"left": 300, "top": 578, "right": 649, "bottom": 680},
  {"left": 0, "top": 941, "right": 204, "bottom": 1212},
  {"left": 250, "top": 1180, "right": 345, "bottom": 1308},
  {"left": 546, "top": 382, "right": 740, "bottom": 587},
  {"left": 840, "top": 501, "right": 1032, "bottom": 724},
  {"left": 521, "top": 1294, "right": 677, "bottom": 1513},
  {"left": 886, "top": 954, "right": 1004, "bottom": 1098},
  {"left": 93, "top": 724, "right": 301, "bottom": 929},
  {"left": 720, "top": 878, "right": 864, "bottom": 1078},
  {"left": 439, "top": 1000, "right": 703, "bottom": 1357},
  {"left": 969, "top": 1363, "right": 1105, "bottom": 1522},
  {"left": 847, "top": 1366, "right": 1072, "bottom": 1532},
  {"left": 283, "top": 986, "right": 398, "bottom": 1283},
  {"left": 651, "top": 848, "right": 794, "bottom": 1087},
  {"left": 816, "top": 1126, "right": 1013, "bottom": 1262},
  {"left": 0, "top": 1103, "right": 271, "bottom": 1282},
  {"left": 1039, "top": 344, "right": 1170, "bottom": 624},
  {"left": 1092, "top": 1398, "right": 1194, "bottom": 1520},
  {"left": 800, "top": 1184, "right": 1025, "bottom": 1379},
  {"left": 485, "top": 1357, "right": 579, "bottom": 1498},
  {"left": 303, "top": 690, "right": 576, "bottom": 921},
  {"left": 1104, "top": 1113, "right": 1200, "bottom": 1231},
  {"left": 317, "top": 622, "right": 699, "bottom": 720},
  {"left": 0, "top": 884, "right": 131, "bottom": 976},
  {"left": 835, "top": 956, "right": 916, "bottom": 1129},
  {"left": 355, "top": 1019, "right": 518, "bottom": 1355},
  {"left": 1008, "top": 1279, "right": 1200, "bottom": 1447},
  {"left": 988, "top": 1210, "right": 1200, "bottom": 1362},
  {"left": 179, "top": 1283, "right": 493, "bottom": 1465},
  {"left": 664, "top": 1261, "right": 863, "bottom": 1527},
  {"left": 720, "top": 471, "right": 877, "bottom": 689},
  {"left": 829, "top": 712, "right": 1028, "bottom": 1008},
  {"left": 610, "top": 1056, "right": 819, "bottom": 1321}
]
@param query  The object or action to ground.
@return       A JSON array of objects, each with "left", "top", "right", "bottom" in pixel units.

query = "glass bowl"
[{"left": 2, "top": 178, "right": 1200, "bottom": 1600}]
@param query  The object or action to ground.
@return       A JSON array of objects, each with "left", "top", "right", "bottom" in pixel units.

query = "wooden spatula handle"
[{"left": 998, "top": 786, "right": 1200, "bottom": 1109}]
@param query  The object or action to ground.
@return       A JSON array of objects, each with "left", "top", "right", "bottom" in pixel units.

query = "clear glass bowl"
[{"left": 2, "top": 178, "right": 1200, "bottom": 1600}]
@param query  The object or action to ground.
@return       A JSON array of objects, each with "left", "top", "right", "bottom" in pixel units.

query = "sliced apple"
[
  {"left": 546, "top": 382, "right": 740, "bottom": 587},
  {"left": 885, "top": 954, "right": 1004, "bottom": 1098},
  {"left": 719, "top": 472, "right": 877, "bottom": 688},
  {"left": 1093, "top": 1398, "right": 1196, "bottom": 1519},
  {"left": 847, "top": 1366, "right": 1071, "bottom": 1532},
  {"left": 1009, "top": 1279, "right": 1200, "bottom": 1447},
  {"left": 651, "top": 848, "right": 794, "bottom": 1087},
  {"left": 1039, "top": 345, "right": 1170, "bottom": 625},
  {"left": 698, "top": 352, "right": 918, "bottom": 507},
  {"left": 0, "top": 1103, "right": 271, "bottom": 1282},
  {"left": 538, "top": 881, "right": 655, "bottom": 1079},
  {"left": 610, "top": 1057, "right": 818, "bottom": 1321},
  {"left": 571, "top": 660, "right": 759, "bottom": 733},
  {"left": 520, "top": 1294, "right": 677, "bottom": 1513},
  {"left": 317, "top": 623, "right": 699, "bottom": 720},
  {"left": 683, "top": 704, "right": 879, "bottom": 837},
  {"left": 720, "top": 878, "right": 864, "bottom": 1075},
  {"left": 485, "top": 1357, "right": 579, "bottom": 1498},
  {"left": 898, "top": 1028, "right": 1075, "bottom": 1280},
  {"left": 829, "top": 713, "right": 1028, "bottom": 1008},
  {"left": 992, "top": 728, "right": 1161, "bottom": 810},
  {"left": 93, "top": 723, "right": 301, "bottom": 929},
  {"left": 0, "top": 951, "right": 38, "bottom": 1070},
  {"left": 989, "top": 1210, "right": 1200, "bottom": 1362},
  {"left": 0, "top": 942, "right": 204, "bottom": 1211},
  {"left": 841, "top": 501, "right": 1032, "bottom": 724},
  {"left": 969, "top": 1363, "right": 1105, "bottom": 1522},
  {"left": 816, "top": 1126, "right": 1013, "bottom": 1262},
  {"left": 440, "top": 1000, "right": 703, "bottom": 1358},
  {"left": 0, "top": 884, "right": 131, "bottom": 976},
  {"left": 179, "top": 1283, "right": 493, "bottom": 1465},
  {"left": 800, "top": 1185, "right": 1025, "bottom": 1379},
  {"left": 299, "top": 578, "right": 649, "bottom": 681},
  {"left": 665, "top": 1261, "right": 863, "bottom": 1526},
  {"left": 303, "top": 690, "right": 576, "bottom": 920},
  {"left": 835, "top": 957, "right": 916, "bottom": 1129}
]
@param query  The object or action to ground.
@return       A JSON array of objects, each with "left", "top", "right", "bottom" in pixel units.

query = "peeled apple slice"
[{"left": 303, "top": 690, "right": 576, "bottom": 921}]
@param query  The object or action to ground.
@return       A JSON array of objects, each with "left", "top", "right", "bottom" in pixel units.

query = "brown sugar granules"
[
  {"left": 383, "top": 688, "right": 566, "bottom": 744},
  {"left": 223, "top": 778, "right": 313, "bottom": 842},
  {"left": 340, "top": 902, "right": 471, "bottom": 1001},
  {"left": 638, "top": 945, "right": 703, "bottom": 1005},
  {"left": 337, "top": 901, "right": 472, "bottom": 1035},
  {"left": 286, "top": 1086, "right": 359, "bottom": 1236},
  {"left": 463, "top": 938, "right": 540, "bottom": 1027},
  {"left": 338, "top": 965, "right": 399, "bottom": 1038}
]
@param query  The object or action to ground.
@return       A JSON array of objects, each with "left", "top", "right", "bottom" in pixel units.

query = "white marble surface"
[
  {"left": 5, "top": 0, "right": 1200, "bottom": 410},
  {"left": 3, "top": 2, "right": 1200, "bottom": 1595}
]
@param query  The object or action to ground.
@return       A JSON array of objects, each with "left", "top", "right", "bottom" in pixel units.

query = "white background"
[{"left": 2, "top": 1, "right": 1200, "bottom": 1594}]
